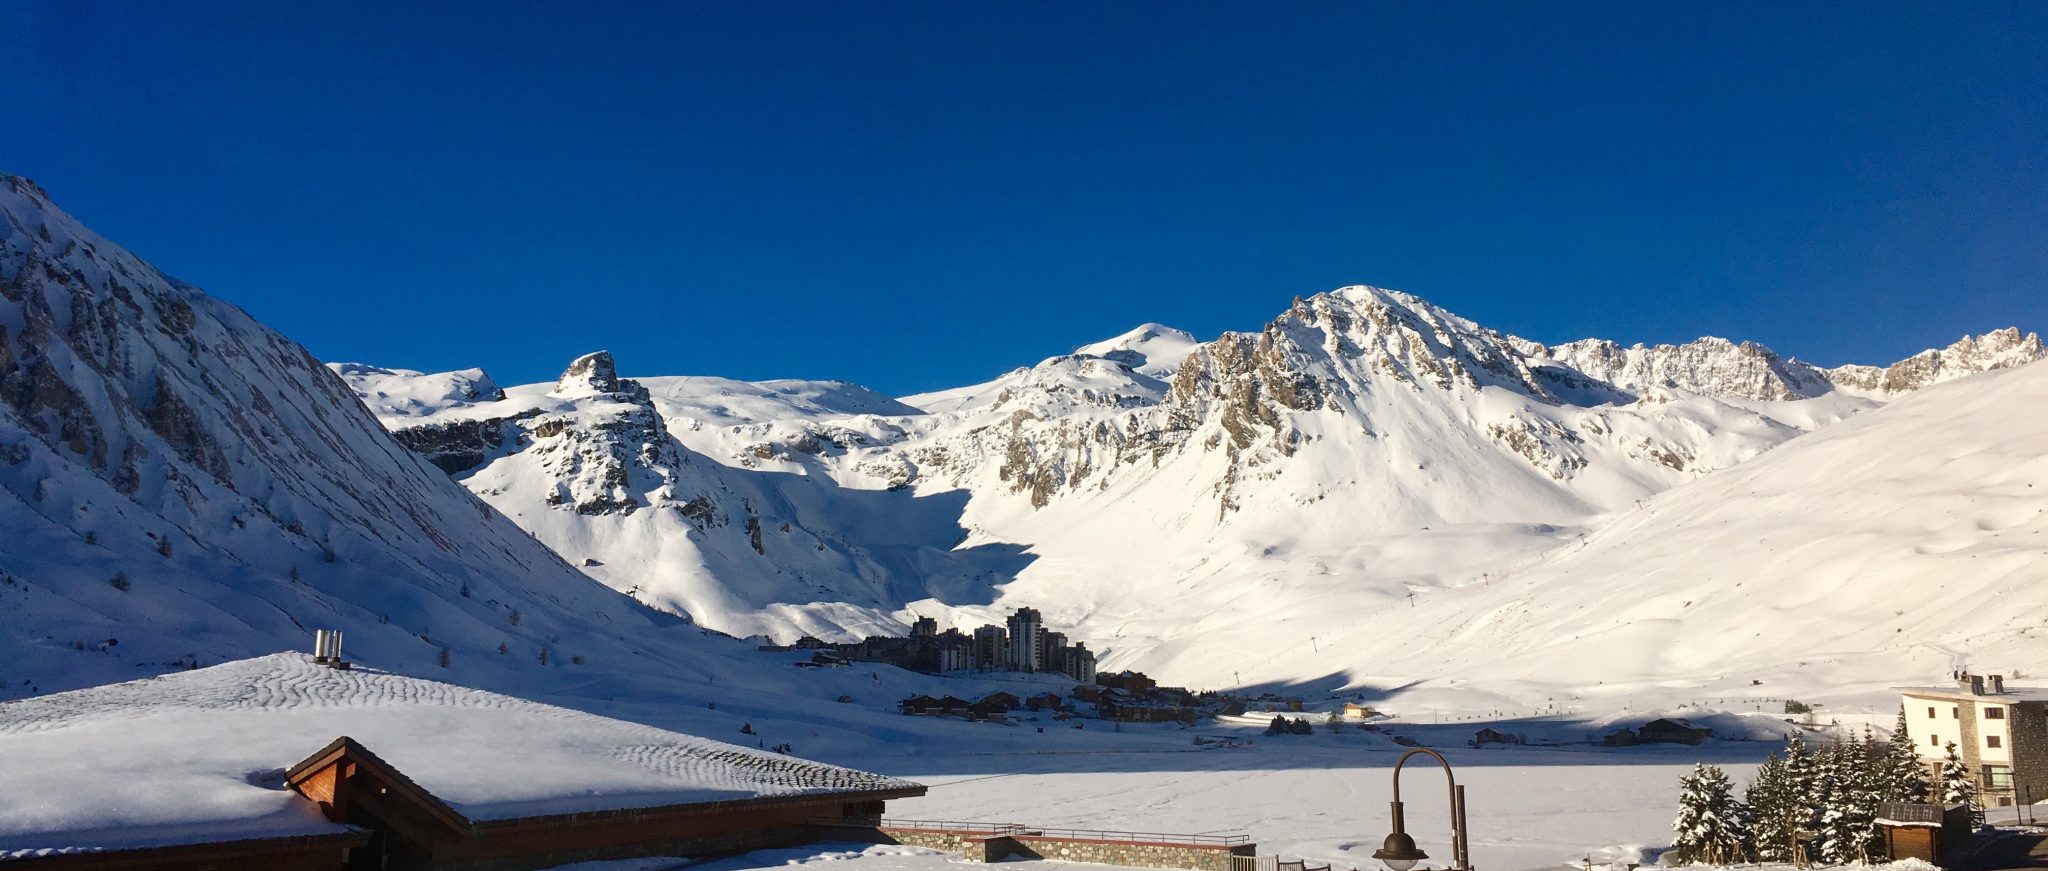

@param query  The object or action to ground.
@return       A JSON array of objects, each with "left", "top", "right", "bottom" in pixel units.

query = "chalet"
[
  {"left": 1638, "top": 718, "right": 1713, "bottom": 745},
  {"left": 1600, "top": 728, "right": 1640, "bottom": 747},
  {"left": 1341, "top": 702, "right": 1377, "bottom": 720},
  {"left": 1470, "top": 728, "right": 1524, "bottom": 747},
  {"left": 1025, "top": 692, "right": 1063, "bottom": 711},
  {"left": 978, "top": 691, "right": 1023, "bottom": 710},
  {"left": 897, "top": 695, "right": 940, "bottom": 715},
  {"left": 933, "top": 696, "right": 973, "bottom": 715},
  {"left": 0, "top": 651, "right": 925, "bottom": 871},
  {"left": 965, "top": 700, "right": 1009, "bottom": 723},
  {"left": 1098, "top": 670, "right": 1157, "bottom": 694},
  {"left": 1071, "top": 684, "right": 1107, "bottom": 704}
]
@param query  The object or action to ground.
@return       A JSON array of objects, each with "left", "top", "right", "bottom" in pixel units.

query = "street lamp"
[{"left": 1373, "top": 747, "right": 1472, "bottom": 871}]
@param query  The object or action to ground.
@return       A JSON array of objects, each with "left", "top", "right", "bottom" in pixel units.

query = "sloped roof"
[{"left": 0, "top": 654, "right": 920, "bottom": 855}]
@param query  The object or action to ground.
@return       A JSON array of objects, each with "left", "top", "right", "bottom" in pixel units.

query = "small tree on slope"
[
  {"left": 1672, "top": 763, "right": 1749, "bottom": 865},
  {"left": 1940, "top": 741, "right": 1984, "bottom": 829}
]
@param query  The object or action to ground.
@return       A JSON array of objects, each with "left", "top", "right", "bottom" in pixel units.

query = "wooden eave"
[
  {"left": 286, "top": 735, "right": 925, "bottom": 840},
  {"left": 285, "top": 735, "right": 472, "bottom": 833},
  {"left": 469, "top": 783, "right": 930, "bottom": 832},
  {"left": 0, "top": 830, "right": 370, "bottom": 869}
]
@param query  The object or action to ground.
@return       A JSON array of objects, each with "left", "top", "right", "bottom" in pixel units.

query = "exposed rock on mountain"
[
  {"left": 0, "top": 174, "right": 688, "bottom": 698},
  {"left": 1824, "top": 327, "right": 2045, "bottom": 394},
  {"left": 1540, "top": 336, "right": 1832, "bottom": 401}
]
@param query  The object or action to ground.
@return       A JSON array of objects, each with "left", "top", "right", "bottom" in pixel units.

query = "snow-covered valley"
[{"left": 3, "top": 170, "right": 2045, "bottom": 870}]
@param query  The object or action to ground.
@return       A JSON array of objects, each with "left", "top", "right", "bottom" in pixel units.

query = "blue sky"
[{"left": 3, "top": 2, "right": 2042, "bottom": 395}]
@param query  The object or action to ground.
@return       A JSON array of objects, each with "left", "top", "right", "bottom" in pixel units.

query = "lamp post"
[{"left": 1372, "top": 747, "right": 1472, "bottom": 871}]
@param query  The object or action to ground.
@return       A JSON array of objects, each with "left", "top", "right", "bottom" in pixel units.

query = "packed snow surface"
[{"left": 0, "top": 654, "right": 916, "bottom": 854}]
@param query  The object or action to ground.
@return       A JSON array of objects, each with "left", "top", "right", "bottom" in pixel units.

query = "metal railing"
[
  {"left": 866, "top": 818, "right": 1030, "bottom": 836},
  {"left": 1013, "top": 825, "right": 1251, "bottom": 847}
]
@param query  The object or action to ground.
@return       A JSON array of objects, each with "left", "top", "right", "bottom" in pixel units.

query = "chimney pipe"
[
  {"left": 312, "top": 629, "right": 349, "bottom": 669},
  {"left": 1960, "top": 674, "right": 1985, "bottom": 695},
  {"left": 1990, "top": 674, "right": 2006, "bottom": 694}
]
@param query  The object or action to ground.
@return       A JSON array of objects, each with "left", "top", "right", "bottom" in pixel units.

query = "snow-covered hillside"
[
  {"left": 338, "top": 277, "right": 2042, "bottom": 704},
  {"left": 0, "top": 173, "right": 745, "bottom": 702}
]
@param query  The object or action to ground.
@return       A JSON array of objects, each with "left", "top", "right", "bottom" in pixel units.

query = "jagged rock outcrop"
[
  {"left": 1825, "top": 328, "right": 2045, "bottom": 394},
  {"left": 1539, "top": 336, "right": 1833, "bottom": 402}
]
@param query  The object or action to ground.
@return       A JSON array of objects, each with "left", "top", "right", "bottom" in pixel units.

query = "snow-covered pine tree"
[
  {"left": 1883, "top": 706, "right": 1930, "bottom": 802},
  {"left": 1809, "top": 741, "right": 1859, "bottom": 866},
  {"left": 1939, "top": 741, "right": 1984, "bottom": 829},
  {"left": 1780, "top": 734, "right": 1818, "bottom": 866},
  {"left": 1747, "top": 753, "right": 1798, "bottom": 864},
  {"left": 1672, "top": 763, "right": 1749, "bottom": 865}
]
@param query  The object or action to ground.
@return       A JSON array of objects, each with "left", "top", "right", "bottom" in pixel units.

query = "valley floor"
[{"left": 881, "top": 740, "right": 1772, "bottom": 871}]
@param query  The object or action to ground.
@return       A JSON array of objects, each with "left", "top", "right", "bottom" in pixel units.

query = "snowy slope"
[
  {"left": 333, "top": 350, "right": 1025, "bottom": 640},
  {"left": 0, "top": 173, "right": 738, "bottom": 702}
]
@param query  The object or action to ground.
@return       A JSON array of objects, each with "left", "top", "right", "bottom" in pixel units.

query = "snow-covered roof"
[
  {"left": 1895, "top": 686, "right": 2048, "bottom": 702},
  {"left": 0, "top": 654, "right": 920, "bottom": 855}
]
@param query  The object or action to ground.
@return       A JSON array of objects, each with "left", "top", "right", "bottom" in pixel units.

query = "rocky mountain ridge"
[{"left": 341, "top": 281, "right": 2040, "bottom": 653}]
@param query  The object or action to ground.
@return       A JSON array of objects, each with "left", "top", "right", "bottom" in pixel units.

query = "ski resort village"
[{"left": 5, "top": 6, "right": 2047, "bottom": 871}]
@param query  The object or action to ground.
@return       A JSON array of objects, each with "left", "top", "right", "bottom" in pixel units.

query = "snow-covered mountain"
[
  {"left": 339, "top": 281, "right": 2042, "bottom": 699},
  {"left": 8, "top": 167, "right": 2038, "bottom": 711},
  {"left": 0, "top": 174, "right": 742, "bottom": 701}
]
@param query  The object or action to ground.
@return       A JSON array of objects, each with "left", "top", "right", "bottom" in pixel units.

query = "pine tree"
[
  {"left": 1672, "top": 763, "right": 1749, "bottom": 865},
  {"left": 1779, "top": 734, "right": 1818, "bottom": 866},
  {"left": 1748, "top": 753, "right": 1798, "bottom": 864},
  {"left": 1939, "top": 741, "right": 1983, "bottom": 829},
  {"left": 1882, "top": 707, "right": 1930, "bottom": 802}
]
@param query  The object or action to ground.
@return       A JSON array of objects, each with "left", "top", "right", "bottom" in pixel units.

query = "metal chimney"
[{"left": 312, "top": 629, "right": 350, "bottom": 669}]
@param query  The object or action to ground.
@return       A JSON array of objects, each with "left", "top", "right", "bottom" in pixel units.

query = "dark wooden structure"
[
  {"left": 1637, "top": 718, "right": 1712, "bottom": 745},
  {"left": 1875, "top": 802, "right": 1972, "bottom": 863},
  {"left": 0, "top": 832, "right": 370, "bottom": 870},
  {"left": 287, "top": 735, "right": 921, "bottom": 871}
]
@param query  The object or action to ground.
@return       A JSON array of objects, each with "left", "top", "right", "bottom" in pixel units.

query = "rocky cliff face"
[
  {"left": 1540, "top": 336, "right": 1834, "bottom": 401},
  {"left": 0, "top": 174, "right": 681, "bottom": 697},
  {"left": 1824, "top": 327, "right": 2045, "bottom": 394}
]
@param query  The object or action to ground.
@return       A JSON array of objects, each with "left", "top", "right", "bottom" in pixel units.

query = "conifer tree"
[
  {"left": 1882, "top": 707, "right": 1930, "bottom": 802},
  {"left": 1779, "top": 734, "right": 1818, "bottom": 866},
  {"left": 1939, "top": 741, "right": 1984, "bottom": 829},
  {"left": 1672, "top": 763, "right": 1749, "bottom": 865},
  {"left": 1747, "top": 753, "right": 1796, "bottom": 863}
]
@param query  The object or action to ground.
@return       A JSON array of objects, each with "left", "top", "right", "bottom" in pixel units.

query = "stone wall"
[
  {"left": 824, "top": 822, "right": 1257, "bottom": 871},
  {"left": 2010, "top": 701, "right": 2048, "bottom": 805},
  {"left": 993, "top": 836, "right": 1256, "bottom": 871}
]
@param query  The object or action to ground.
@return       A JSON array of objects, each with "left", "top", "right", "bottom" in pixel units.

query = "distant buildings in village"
[
  {"left": 759, "top": 607, "right": 1098, "bottom": 683},
  {"left": 899, "top": 668, "right": 1243, "bottom": 725}
]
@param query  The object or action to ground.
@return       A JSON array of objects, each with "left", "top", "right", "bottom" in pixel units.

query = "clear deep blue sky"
[{"left": 3, "top": 2, "right": 2043, "bottom": 395}]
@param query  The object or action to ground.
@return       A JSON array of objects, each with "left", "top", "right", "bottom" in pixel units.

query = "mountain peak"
[
  {"left": 1073, "top": 323, "right": 1200, "bottom": 378},
  {"left": 557, "top": 350, "right": 622, "bottom": 395}
]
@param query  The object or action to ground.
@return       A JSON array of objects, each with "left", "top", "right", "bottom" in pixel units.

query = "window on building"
[
  {"left": 1953, "top": 708, "right": 1961, "bottom": 719},
  {"left": 1988, "top": 735, "right": 2002, "bottom": 748},
  {"left": 1986, "top": 765, "right": 2014, "bottom": 790},
  {"left": 1931, "top": 734, "right": 1940, "bottom": 747},
  {"left": 1985, "top": 706, "right": 2005, "bottom": 719},
  {"left": 1929, "top": 706, "right": 1937, "bottom": 718}
]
